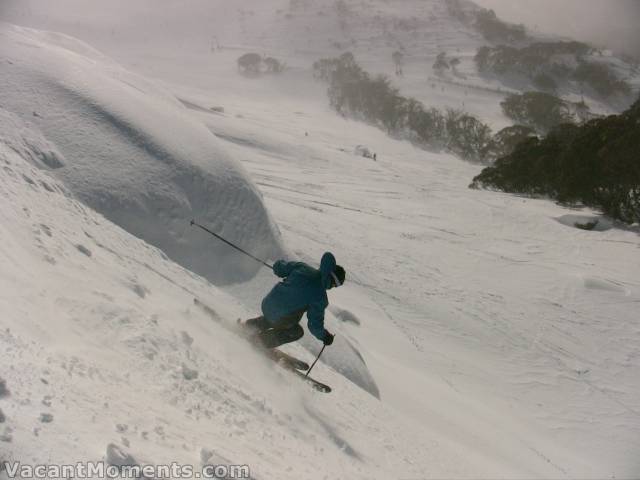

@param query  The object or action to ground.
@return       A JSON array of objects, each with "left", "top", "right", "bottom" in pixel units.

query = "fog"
[
  {"left": 0, "top": 0, "right": 245, "bottom": 54},
  {"left": 474, "top": 0, "right": 640, "bottom": 59},
  {"left": 1, "top": 0, "right": 639, "bottom": 60}
]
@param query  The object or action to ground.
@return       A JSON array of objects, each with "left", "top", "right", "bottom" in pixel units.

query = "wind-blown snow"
[{"left": 0, "top": 23, "right": 283, "bottom": 284}]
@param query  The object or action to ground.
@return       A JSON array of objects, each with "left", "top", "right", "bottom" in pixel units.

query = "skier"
[{"left": 242, "top": 252, "right": 345, "bottom": 349}]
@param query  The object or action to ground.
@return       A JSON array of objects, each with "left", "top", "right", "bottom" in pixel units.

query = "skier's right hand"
[{"left": 323, "top": 331, "right": 334, "bottom": 346}]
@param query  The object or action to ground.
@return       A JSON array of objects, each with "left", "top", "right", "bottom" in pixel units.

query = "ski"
[
  {"left": 193, "top": 298, "right": 330, "bottom": 392},
  {"left": 291, "top": 370, "right": 332, "bottom": 393},
  {"left": 267, "top": 349, "right": 310, "bottom": 371}
]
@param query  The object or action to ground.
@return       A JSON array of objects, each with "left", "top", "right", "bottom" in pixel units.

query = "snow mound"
[{"left": 0, "top": 23, "right": 283, "bottom": 284}]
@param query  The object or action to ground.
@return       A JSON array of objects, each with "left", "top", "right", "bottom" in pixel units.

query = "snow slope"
[
  {"left": 0, "top": 23, "right": 283, "bottom": 285},
  {"left": 177, "top": 79, "right": 640, "bottom": 477},
  {"left": 1, "top": 103, "right": 556, "bottom": 479},
  {"left": 1, "top": 1, "right": 640, "bottom": 478}
]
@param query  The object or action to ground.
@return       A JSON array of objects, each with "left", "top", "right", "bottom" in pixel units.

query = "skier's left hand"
[{"left": 323, "top": 332, "right": 334, "bottom": 346}]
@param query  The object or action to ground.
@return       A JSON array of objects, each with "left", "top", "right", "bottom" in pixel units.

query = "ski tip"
[{"left": 313, "top": 383, "right": 332, "bottom": 393}]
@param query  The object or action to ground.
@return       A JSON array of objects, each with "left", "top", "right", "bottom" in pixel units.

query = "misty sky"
[
  {"left": 474, "top": 0, "right": 640, "bottom": 59},
  {"left": 1, "top": 0, "right": 639, "bottom": 60}
]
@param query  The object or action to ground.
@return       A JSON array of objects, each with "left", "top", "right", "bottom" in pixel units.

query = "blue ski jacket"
[{"left": 261, "top": 252, "right": 337, "bottom": 341}]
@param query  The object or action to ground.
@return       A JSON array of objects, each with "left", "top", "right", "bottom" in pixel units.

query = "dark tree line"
[
  {"left": 471, "top": 96, "right": 640, "bottom": 224},
  {"left": 446, "top": 0, "right": 527, "bottom": 43},
  {"left": 313, "top": 52, "right": 532, "bottom": 163},
  {"left": 475, "top": 42, "right": 631, "bottom": 99}
]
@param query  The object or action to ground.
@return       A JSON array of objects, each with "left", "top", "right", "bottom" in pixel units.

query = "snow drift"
[{"left": 0, "top": 22, "right": 284, "bottom": 284}]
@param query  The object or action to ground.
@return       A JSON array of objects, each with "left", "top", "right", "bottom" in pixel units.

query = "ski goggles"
[{"left": 330, "top": 271, "right": 343, "bottom": 287}]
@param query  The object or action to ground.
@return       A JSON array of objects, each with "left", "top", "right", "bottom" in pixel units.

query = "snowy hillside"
[
  {"left": 2, "top": 1, "right": 640, "bottom": 478},
  {"left": 5, "top": 0, "right": 638, "bottom": 124},
  {"left": 0, "top": 23, "right": 283, "bottom": 285},
  {"left": 1, "top": 117, "right": 475, "bottom": 479}
]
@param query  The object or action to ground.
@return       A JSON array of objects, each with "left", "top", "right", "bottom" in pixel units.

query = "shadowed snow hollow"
[{"left": 0, "top": 23, "right": 283, "bottom": 284}]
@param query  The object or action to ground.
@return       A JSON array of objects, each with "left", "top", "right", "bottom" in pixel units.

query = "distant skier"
[{"left": 242, "top": 252, "right": 345, "bottom": 349}]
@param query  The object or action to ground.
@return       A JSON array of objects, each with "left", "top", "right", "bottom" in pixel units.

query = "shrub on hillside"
[
  {"left": 264, "top": 57, "right": 286, "bottom": 73},
  {"left": 474, "top": 9, "right": 526, "bottom": 43},
  {"left": 433, "top": 52, "right": 450, "bottom": 73},
  {"left": 446, "top": 0, "right": 527, "bottom": 43},
  {"left": 475, "top": 42, "right": 630, "bottom": 100},
  {"left": 445, "top": 109, "right": 493, "bottom": 162},
  {"left": 471, "top": 97, "right": 640, "bottom": 224},
  {"left": 392, "top": 50, "right": 404, "bottom": 75},
  {"left": 402, "top": 101, "right": 446, "bottom": 147},
  {"left": 500, "top": 92, "right": 574, "bottom": 133},
  {"left": 237, "top": 53, "right": 262, "bottom": 75},
  {"left": 483, "top": 125, "right": 537, "bottom": 160},
  {"left": 573, "top": 61, "right": 632, "bottom": 98},
  {"left": 475, "top": 42, "right": 590, "bottom": 77},
  {"left": 237, "top": 53, "right": 286, "bottom": 76},
  {"left": 445, "top": 0, "right": 469, "bottom": 23},
  {"left": 433, "top": 52, "right": 461, "bottom": 76}
]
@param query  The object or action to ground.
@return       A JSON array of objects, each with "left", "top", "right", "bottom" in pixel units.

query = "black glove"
[{"left": 323, "top": 332, "right": 334, "bottom": 346}]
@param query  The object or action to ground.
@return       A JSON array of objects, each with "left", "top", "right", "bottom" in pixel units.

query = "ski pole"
[
  {"left": 305, "top": 344, "right": 327, "bottom": 378},
  {"left": 190, "top": 219, "right": 274, "bottom": 270}
]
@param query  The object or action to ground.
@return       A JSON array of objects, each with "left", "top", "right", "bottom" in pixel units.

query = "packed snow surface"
[{"left": 1, "top": 1, "right": 640, "bottom": 478}]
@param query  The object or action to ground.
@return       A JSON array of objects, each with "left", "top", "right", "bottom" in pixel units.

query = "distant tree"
[
  {"left": 445, "top": 0, "right": 468, "bottom": 23},
  {"left": 474, "top": 46, "right": 492, "bottom": 72},
  {"left": 449, "top": 57, "right": 462, "bottom": 77},
  {"left": 474, "top": 8, "right": 526, "bottom": 42},
  {"left": 433, "top": 52, "right": 449, "bottom": 74},
  {"left": 501, "top": 91, "right": 573, "bottom": 133},
  {"left": 572, "top": 60, "right": 632, "bottom": 98},
  {"left": 483, "top": 125, "right": 537, "bottom": 160},
  {"left": 470, "top": 124, "right": 581, "bottom": 195},
  {"left": 445, "top": 109, "right": 493, "bottom": 162},
  {"left": 408, "top": 105, "right": 446, "bottom": 146},
  {"left": 237, "top": 53, "right": 262, "bottom": 75},
  {"left": 264, "top": 57, "right": 285, "bottom": 73},
  {"left": 379, "top": 91, "right": 406, "bottom": 133},
  {"left": 313, "top": 51, "right": 359, "bottom": 81},
  {"left": 392, "top": 50, "right": 404, "bottom": 76},
  {"left": 471, "top": 96, "right": 640, "bottom": 224}
]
